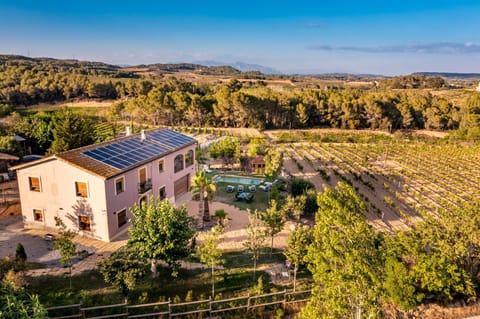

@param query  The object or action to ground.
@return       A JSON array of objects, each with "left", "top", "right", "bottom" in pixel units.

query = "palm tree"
[{"left": 191, "top": 170, "right": 216, "bottom": 228}]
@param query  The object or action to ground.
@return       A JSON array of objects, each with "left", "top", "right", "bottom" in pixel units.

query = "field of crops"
[{"left": 279, "top": 137, "right": 480, "bottom": 232}]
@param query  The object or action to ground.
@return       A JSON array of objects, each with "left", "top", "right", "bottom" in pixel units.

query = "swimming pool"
[{"left": 213, "top": 175, "right": 264, "bottom": 185}]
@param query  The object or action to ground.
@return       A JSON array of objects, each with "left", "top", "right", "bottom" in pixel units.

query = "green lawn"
[
  {"left": 209, "top": 172, "right": 287, "bottom": 212},
  {"left": 28, "top": 248, "right": 311, "bottom": 308}
]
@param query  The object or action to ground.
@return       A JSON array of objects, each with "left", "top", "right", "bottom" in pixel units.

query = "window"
[
  {"left": 139, "top": 167, "right": 147, "bottom": 184},
  {"left": 29, "top": 177, "right": 41, "bottom": 192},
  {"left": 117, "top": 209, "right": 127, "bottom": 228},
  {"left": 79, "top": 215, "right": 91, "bottom": 231},
  {"left": 159, "top": 186, "right": 166, "bottom": 201},
  {"left": 33, "top": 209, "right": 43, "bottom": 222},
  {"left": 158, "top": 159, "right": 165, "bottom": 173},
  {"left": 174, "top": 154, "right": 184, "bottom": 173},
  {"left": 185, "top": 150, "right": 194, "bottom": 167},
  {"left": 115, "top": 177, "right": 125, "bottom": 195},
  {"left": 139, "top": 195, "right": 148, "bottom": 208},
  {"left": 75, "top": 181, "right": 88, "bottom": 197},
  {"left": 138, "top": 167, "right": 151, "bottom": 193}
]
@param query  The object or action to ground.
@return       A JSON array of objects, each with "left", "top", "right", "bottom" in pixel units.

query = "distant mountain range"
[
  {"left": 2, "top": 54, "right": 480, "bottom": 79},
  {"left": 412, "top": 72, "right": 480, "bottom": 79},
  {"left": 195, "top": 60, "right": 282, "bottom": 75}
]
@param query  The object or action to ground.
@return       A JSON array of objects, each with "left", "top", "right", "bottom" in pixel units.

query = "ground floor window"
[
  {"left": 79, "top": 215, "right": 91, "bottom": 231},
  {"left": 33, "top": 209, "right": 43, "bottom": 222},
  {"left": 159, "top": 186, "right": 166, "bottom": 201},
  {"left": 117, "top": 209, "right": 127, "bottom": 228}
]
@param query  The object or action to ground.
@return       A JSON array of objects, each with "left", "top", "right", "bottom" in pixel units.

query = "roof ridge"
[{"left": 58, "top": 127, "right": 169, "bottom": 156}]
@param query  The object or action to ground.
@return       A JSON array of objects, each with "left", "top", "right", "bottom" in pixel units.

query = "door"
[{"left": 174, "top": 174, "right": 189, "bottom": 198}]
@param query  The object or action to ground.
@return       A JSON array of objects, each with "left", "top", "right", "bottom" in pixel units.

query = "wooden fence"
[{"left": 45, "top": 289, "right": 311, "bottom": 319}]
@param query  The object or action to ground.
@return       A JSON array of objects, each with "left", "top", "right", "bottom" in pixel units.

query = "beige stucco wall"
[{"left": 17, "top": 158, "right": 109, "bottom": 241}]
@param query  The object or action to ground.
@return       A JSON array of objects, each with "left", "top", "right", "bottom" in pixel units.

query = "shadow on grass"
[{"left": 26, "top": 252, "right": 294, "bottom": 308}]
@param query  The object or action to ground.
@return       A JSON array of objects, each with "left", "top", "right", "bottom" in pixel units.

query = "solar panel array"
[{"left": 82, "top": 129, "right": 195, "bottom": 170}]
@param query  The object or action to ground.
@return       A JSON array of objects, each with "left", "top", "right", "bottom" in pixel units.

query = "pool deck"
[{"left": 213, "top": 174, "right": 264, "bottom": 185}]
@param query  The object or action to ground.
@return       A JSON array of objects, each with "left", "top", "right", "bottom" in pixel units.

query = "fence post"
[
  {"left": 168, "top": 298, "right": 172, "bottom": 319},
  {"left": 80, "top": 302, "right": 85, "bottom": 319},
  {"left": 208, "top": 296, "right": 212, "bottom": 316},
  {"left": 282, "top": 289, "right": 287, "bottom": 312},
  {"left": 247, "top": 293, "right": 251, "bottom": 310}
]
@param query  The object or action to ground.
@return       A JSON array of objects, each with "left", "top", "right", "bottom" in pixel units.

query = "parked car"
[{"left": 20, "top": 155, "right": 42, "bottom": 163}]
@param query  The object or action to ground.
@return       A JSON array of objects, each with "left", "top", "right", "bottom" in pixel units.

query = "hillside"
[{"left": 413, "top": 72, "right": 480, "bottom": 79}]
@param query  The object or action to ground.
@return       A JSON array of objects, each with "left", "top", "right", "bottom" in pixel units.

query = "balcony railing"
[{"left": 138, "top": 178, "right": 152, "bottom": 194}]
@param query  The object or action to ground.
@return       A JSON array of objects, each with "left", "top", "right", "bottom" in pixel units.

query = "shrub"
[{"left": 289, "top": 178, "right": 315, "bottom": 197}]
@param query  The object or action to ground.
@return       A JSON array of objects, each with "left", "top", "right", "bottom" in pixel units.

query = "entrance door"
[{"left": 174, "top": 174, "right": 189, "bottom": 198}]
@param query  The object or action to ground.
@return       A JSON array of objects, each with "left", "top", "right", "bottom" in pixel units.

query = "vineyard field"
[{"left": 281, "top": 140, "right": 480, "bottom": 232}]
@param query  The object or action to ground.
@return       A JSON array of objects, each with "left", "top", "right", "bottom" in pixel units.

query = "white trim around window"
[
  {"left": 159, "top": 185, "right": 167, "bottom": 201},
  {"left": 117, "top": 208, "right": 128, "bottom": 229},
  {"left": 115, "top": 176, "right": 125, "bottom": 195},
  {"left": 28, "top": 176, "right": 42, "bottom": 192},
  {"left": 32, "top": 208, "right": 44, "bottom": 223},
  {"left": 75, "top": 181, "right": 89, "bottom": 198},
  {"left": 158, "top": 159, "right": 165, "bottom": 173}
]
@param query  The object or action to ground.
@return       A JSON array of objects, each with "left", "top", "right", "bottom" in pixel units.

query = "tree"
[
  {"left": 284, "top": 225, "right": 312, "bottom": 291},
  {"left": 53, "top": 217, "right": 77, "bottom": 289},
  {"left": 259, "top": 200, "right": 286, "bottom": 254},
  {"left": 0, "top": 137, "right": 22, "bottom": 157},
  {"left": 264, "top": 148, "right": 282, "bottom": 178},
  {"left": 296, "top": 103, "right": 309, "bottom": 127},
  {"left": 198, "top": 227, "right": 223, "bottom": 297},
  {"left": 301, "top": 182, "right": 383, "bottom": 319},
  {"left": 49, "top": 107, "right": 94, "bottom": 153},
  {"left": 460, "top": 92, "right": 480, "bottom": 129},
  {"left": 289, "top": 178, "right": 315, "bottom": 197},
  {"left": 208, "top": 137, "right": 241, "bottom": 166},
  {"left": 0, "top": 282, "right": 46, "bottom": 319},
  {"left": 383, "top": 200, "right": 480, "bottom": 309},
  {"left": 98, "top": 247, "right": 146, "bottom": 302},
  {"left": 282, "top": 194, "right": 306, "bottom": 222},
  {"left": 243, "top": 210, "right": 267, "bottom": 282},
  {"left": 191, "top": 170, "right": 216, "bottom": 228},
  {"left": 14, "top": 244, "right": 27, "bottom": 271},
  {"left": 247, "top": 136, "right": 267, "bottom": 158},
  {"left": 128, "top": 199, "right": 196, "bottom": 278},
  {"left": 214, "top": 209, "right": 228, "bottom": 227}
]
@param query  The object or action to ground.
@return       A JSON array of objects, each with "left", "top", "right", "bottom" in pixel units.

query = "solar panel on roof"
[
  {"left": 148, "top": 130, "right": 195, "bottom": 149},
  {"left": 82, "top": 129, "right": 194, "bottom": 170}
]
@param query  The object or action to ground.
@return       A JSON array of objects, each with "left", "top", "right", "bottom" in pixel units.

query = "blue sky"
[{"left": 1, "top": 0, "right": 479, "bottom": 75}]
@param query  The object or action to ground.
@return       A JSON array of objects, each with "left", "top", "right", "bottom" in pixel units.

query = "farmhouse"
[{"left": 12, "top": 128, "right": 196, "bottom": 242}]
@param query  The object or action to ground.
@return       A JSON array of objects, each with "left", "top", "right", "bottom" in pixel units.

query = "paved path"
[
  {"left": 0, "top": 216, "right": 127, "bottom": 276},
  {"left": 1, "top": 196, "right": 290, "bottom": 277}
]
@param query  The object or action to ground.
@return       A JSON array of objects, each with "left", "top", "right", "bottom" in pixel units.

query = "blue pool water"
[{"left": 214, "top": 175, "right": 264, "bottom": 185}]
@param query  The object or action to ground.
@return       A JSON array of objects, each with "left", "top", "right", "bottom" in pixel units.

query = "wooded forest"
[{"left": 1, "top": 55, "right": 479, "bottom": 133}]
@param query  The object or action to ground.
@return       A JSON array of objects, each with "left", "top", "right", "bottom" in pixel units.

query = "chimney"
[
  {"left": 140, "top": 129, "right": 146, "bottom": 142},
  {"left": 125, "top": 126, "right": 131, "bottom": 137}
]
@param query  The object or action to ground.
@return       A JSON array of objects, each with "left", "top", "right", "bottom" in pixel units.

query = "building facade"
[{"left": 13, "top": 128, "right": 196, "bottom": 242}]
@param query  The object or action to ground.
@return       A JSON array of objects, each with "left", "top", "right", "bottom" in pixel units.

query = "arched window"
[
  {"left": 185, "top": 150, "right": 194, "bottom": 167},
  {"left": 174, "top": 154, "right": 184, "bottom": 173}
]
